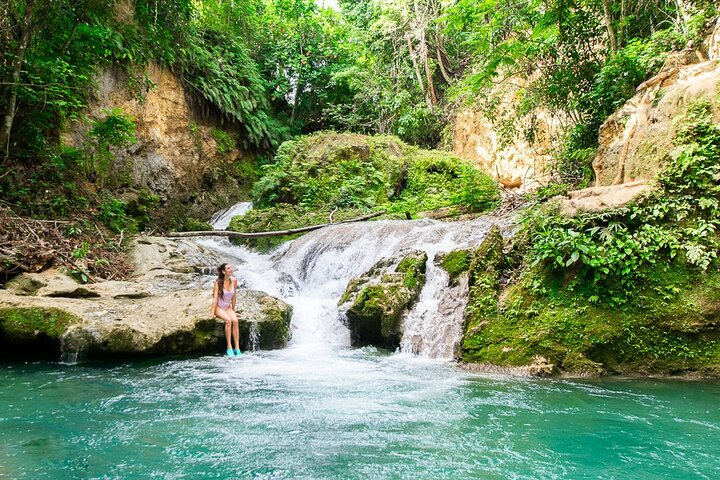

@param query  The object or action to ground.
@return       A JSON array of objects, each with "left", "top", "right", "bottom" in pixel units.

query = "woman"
[{"left": 211, "top": 263, "right": 242, "bottom": 356}]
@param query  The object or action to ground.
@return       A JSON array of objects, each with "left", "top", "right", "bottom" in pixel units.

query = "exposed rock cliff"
[
  {"left": 63, "top": 62, "right": 250, "bottom": 219},
  {"left": 451, "top": 79, "right": 560, "bottom": 191},
  {"left": 593, "top": 20, "right": 720, "bottom": 186}
]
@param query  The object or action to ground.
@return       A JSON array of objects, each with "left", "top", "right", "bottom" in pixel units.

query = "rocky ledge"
[
  {"left": 339, "top": 250, "right": 427, "bottom": 348},
  {"left": 0, "top": 236, "right": 292, "bottom": 361}
]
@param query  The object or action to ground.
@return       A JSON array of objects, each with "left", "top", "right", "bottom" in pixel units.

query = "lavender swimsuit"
[{"left": 217, "top": 284, "right": 235, "bottom": 309}]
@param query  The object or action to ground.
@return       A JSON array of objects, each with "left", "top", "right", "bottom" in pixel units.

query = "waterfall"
[
  {"left": 199, "top": 203, "right": 502, "bottom": 359},
  {"left": 248, "top": 322, "right": 260, "bottom": 352},
  {"left": 210, "top": 202, "right": 253, "bottom": 230}
]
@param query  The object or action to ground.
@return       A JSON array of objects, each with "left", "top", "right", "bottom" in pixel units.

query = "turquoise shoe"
[
  {"left": 233, "top": 349, "right": 242, "bottom": 356},
  {"left": 226, "top": 348, "right": 235, "bottom": 357}
]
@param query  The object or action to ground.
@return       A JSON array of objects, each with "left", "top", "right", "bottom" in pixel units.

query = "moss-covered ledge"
[
  {"left": 340, "top": 250, "right": 428, "bottom": 348},
  {"left": 0, "top": 307, "right": 82, "bottom": 359},
  {"left": 460, "top": 262, "right": 720, "bottom": 377}
]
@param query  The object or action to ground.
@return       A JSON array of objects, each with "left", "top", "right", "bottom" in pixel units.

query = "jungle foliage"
[
  {"left": 251, "top": 132, "right": 499, "bottom": 215},
  {"left": 459, "top": 102, "right": 720, "bottom": 374},
  {"left": 0, "top": 0, "right": 717, "bottom": 229}
]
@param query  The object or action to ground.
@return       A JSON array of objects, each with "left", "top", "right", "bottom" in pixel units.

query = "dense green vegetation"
[
  {"left": 228, "top": 132, "right": 500, "bottom": 250},
  {"left": 3, "top": 0, "right": 716, "bottom": 205},
  {"left": 459, "top": 102, "right": 720, "bottom": 375}
]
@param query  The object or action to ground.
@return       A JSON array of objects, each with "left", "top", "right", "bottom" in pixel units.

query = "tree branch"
[{"left": 165, "top": 211, "right": 386, "bottom": 239}]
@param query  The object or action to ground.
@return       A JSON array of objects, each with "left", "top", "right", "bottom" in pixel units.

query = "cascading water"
[
  {"left": 199, "top": 203, "right": 505, "bottom": 358},
  {"left": 209, "top": 202, "right": 253, "bottom": 230},
  {"left": 5, "top": 212, "right": 718, "bottom": 480}
]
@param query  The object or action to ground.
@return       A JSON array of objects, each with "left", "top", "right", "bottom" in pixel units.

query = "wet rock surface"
[
  {"left": 0, "top": 237, "right": 292, "bottom": 360},
  {"left": 339, "top": 250, "right": 427, "bottom": 348}
]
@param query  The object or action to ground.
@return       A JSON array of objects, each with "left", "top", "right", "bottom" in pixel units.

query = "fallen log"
[{"left": 165, "top": 210, "right": 386, "bottom": 239}]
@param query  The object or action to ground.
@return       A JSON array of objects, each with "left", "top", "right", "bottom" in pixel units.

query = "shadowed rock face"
[
  {"left": 338, "top": 250, "right": 427, "bottom": 349},
  {"left": 0, "top": 237, "right": 292, "bottom": 361}
]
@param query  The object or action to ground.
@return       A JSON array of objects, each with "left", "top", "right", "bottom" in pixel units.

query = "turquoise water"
[{"left": 1, "top": 348, "right": 719, "bottom": 480}]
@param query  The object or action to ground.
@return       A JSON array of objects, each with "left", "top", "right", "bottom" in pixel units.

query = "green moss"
[
  {"left": 438, "top": 250, "right": 471, "bottom": 280},
  {"left": 210, "top": 128, "right": 235, "bottom": 155},
  {"left": 461, "top": 226, "right": 505, "bottom": 339},
  {"left": 257, "top": 306, "right": 292, "bottom": 349},
  {"left": 0, "top": 307, "right": 81, "bottom": 347},
  {"left": 397, "top": 252, "right": 427, "bottom": 290},
  {"left": 184, "top": 217, "right": 213, "bottom": 231},
  {"left": 461, "top": 264, "right": 720, "bottom": 375},
  {"left": 248, "top": 131, "right": 500, "bottom": 230}
]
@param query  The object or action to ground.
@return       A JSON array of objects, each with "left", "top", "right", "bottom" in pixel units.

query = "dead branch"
[{"left": 166, "top": 210, "right": 386, "bottom": 239}]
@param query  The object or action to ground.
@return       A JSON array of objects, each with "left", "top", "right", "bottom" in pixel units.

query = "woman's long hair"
[{"left": 216, "top": 263, "right": 228, "bottom": 288}]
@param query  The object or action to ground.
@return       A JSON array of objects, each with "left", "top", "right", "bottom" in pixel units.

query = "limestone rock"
[
  {"left": 452, "top": 77, "right": 559, "bottom": 191},
  {"left": 709, "top": 17, "right": 720, "bottom": 61},
  {"left": 593, "top": 37, "right": 720, "bottom": 186},
  {"left": 562, "top": 352, "right": 606, "bottom": 377},
  {"left": 558, "top": 180, "right": 652, "bottom": 216},
  {"left": 129, "top": 235, "right": 243, "bottom": 291},
  {"left": 61, "top": 62, "right": 247, "bottom": 219},
  {"left": 339, "top": 250, "right": 427, "bottom": 348},
  {"left": 5, "top": 269, "right": 153, "bottom": 299},
  {"left": 0, "top": 285, "right": 291, "bottom": 360},
  {"left": 235, "top": 289, "right": 293, "bottom": 350},
  {"left": 526, "top": 356, "right": 558, "bottom": 377}
]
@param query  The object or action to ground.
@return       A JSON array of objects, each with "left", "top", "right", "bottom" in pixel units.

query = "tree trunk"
[
  {"left": 290, "top": 44, "right": 304, "bottom": 124},
  {"left": 405, "top": 33, "right": 432, "bottom": 111},
  {"left": 600, "top": 0, "right": 617, "bottom": 55},
  {"left": 420, "top": 29, "right": 437, "bottom": 107},
  {"left": 59, "top": 18, "right": 81, "bottom": 57},
  {"left": 0, "top": 0, "right": 35, "bottom": 159},
  {"left": 435, "top": 28, "right": 453, "bottom": 83}
]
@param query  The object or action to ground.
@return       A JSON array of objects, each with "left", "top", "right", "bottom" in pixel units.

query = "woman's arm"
[{"left": 211, "top": 281, "right": 219, "bottom": 316}]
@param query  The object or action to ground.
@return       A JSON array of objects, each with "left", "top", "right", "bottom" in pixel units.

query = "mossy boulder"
[
  {"left": 0, "top": 307, "right": 82, "bottom": 359},
  {"left": 460, "top": 226, "right": 505, "bottom": 346},
  {"left": 436, "top": 249, "right": 472, "bottom": 285},
  {"left": 339, "top": 250, "right": 427, "bottom": 348},
  {"left": 460, "top": 263, "right": 720, "bottom": 377},
  {"left": 235, "top": 289, "right": 293, "bottom": 350}
]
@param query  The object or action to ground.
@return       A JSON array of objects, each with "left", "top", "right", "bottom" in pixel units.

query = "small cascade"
[
  {"left": 210, "top": 202, "right": 252, "bottom": 230},
  {"left": 198, "top": 203, "right": 503, "bottom": 359},
  {"left": 399, "top": 261, "right": 461, "bottom": 358},
  {"left": 248, "top": 322, "right": 260, "bottom": 352},
  {"left": 60, "top": 345, "right": 82, "bottom": 365}
]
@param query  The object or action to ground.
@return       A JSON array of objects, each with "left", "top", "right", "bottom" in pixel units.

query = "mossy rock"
[
  {"left": 460, "top": 261, "right": 720, "bottom": 377},
  {"left": 235, "top": 290, "right": 293, "bottom": 349},
  {"left": 460, "top": 226, "right": 505, "bottom": 350},
  {"left": 248, "top": 131, "right": 500, "bottom": 231},
  {"left": 436, "top": 249, "right": 471, "bottom": 284},
  {"left": 0, "top": 307, "right": 82, "bottom": 359},
  {"left": 340, "top": 250, "right": 427, "bottom": 348}
]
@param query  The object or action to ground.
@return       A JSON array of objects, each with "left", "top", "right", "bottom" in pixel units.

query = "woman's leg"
[
  {"left": 214, "top": 307, "right": 234, "bottom": 349},
  {"left": 229, "top": 310, "right": 240, "bottom": 350}
]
